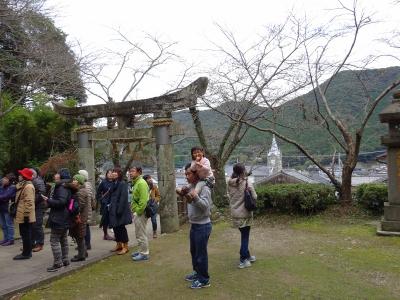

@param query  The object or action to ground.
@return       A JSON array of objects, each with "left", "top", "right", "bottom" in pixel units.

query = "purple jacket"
[{"left": 0, "top": 185, "right": 16, "bottom": 213}]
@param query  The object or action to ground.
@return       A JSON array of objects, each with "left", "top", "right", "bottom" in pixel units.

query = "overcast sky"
[{"left": 46, "top": 0, "right": 400, "bottom": 104}]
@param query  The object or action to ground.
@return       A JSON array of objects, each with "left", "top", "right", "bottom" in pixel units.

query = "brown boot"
[
  {"left": 153, "top": 231, "right": 157, "bottom": 238},
  {"left": 111, "top": 242, "right": 122, "bottom": 252},
  {"left": 32, "top": 244, "right": 43, "bottom": 252},
  {"left": 117, "top": 243, "right": 129, "bottom": 255}
]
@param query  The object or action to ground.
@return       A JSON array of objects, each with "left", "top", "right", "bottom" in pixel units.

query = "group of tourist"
[
  {"left": 0, "top": 145, "right": 257, "bottom": 289},
  {"left": 0, "top": 168, "right": 49, "bottom": 252},
  {"left": 0, "top": 167, "right": 97, "bottom": 271},
  {"left": 95, "top": 167, "right": 159, "bottom": 260}
]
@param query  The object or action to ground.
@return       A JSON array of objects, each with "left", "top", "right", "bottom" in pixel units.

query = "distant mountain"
[{"left": 172, "top": 66, "right": 400, "bottom": 165}]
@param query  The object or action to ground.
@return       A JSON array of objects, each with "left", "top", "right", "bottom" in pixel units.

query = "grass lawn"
[{"left": 23, "top": 207, "right": 400, "bottom": 300}]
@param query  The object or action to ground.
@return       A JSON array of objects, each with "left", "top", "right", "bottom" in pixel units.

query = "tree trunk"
[
  {"left": 339, "top": 165, "right": 353, "bottom": 204},
  {"left": 111, "top": 142, "right": 120, "bottom": 167},
  {"left": 213, "top": 166, "right": 229, "bottom": 207}
]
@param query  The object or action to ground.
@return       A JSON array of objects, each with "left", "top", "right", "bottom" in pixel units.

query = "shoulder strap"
[
  {"left": 101, "top": 187, "right": 111, "bottom": 200},
  {"left": 15, "top": 184, "right": 27, "bottom": 206}
]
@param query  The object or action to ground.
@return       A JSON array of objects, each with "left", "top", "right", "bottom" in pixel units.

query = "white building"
[{"left": 267, "top": 135, "right": 282, "bottom": 175}]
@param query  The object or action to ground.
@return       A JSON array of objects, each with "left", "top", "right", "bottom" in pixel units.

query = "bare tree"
[
  {"left": 80, "top": 31, "right": 191, "bottom": 170},
  {"left": 190, "top": 18, "right": 313, "bottom": 207},
  {"left": 224, "top": 1, "right": 400, "bottom": 204}
]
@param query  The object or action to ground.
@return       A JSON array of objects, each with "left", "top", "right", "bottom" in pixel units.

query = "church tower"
[{"left": 267, "top": 135, "right": 282, "bottom": 175}]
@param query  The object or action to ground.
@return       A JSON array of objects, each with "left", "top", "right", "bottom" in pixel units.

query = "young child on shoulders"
[
  {"left": 175, "top": 147, "right": 215, "bottom": 198},
  {"left": 189, "top": 146, "right": 215, "bottom": 193}
]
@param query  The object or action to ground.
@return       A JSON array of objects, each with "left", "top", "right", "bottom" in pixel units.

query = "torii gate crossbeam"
[{"left": 53, "top": 77, "right": 208, "bottom": 233}]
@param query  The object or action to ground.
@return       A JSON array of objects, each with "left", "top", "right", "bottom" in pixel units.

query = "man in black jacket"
[{"left": 42, "top": 168, "right": 72, "bottom": 272}]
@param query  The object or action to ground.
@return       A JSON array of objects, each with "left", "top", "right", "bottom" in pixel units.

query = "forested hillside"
[{"left": 172, "top": 67, "right": 400, "bottom": 166}]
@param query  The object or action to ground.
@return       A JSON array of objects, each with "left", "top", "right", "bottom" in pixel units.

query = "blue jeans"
[
  {"left": 190, "top": 222, "right": 212, "bottom": 283},
  {"left": 239, "top": 226, "right": 251, "bottom": 262},
  {"left": 0, "top": 211, "right": 14, "bottom": 241},
  {"left": 150, "top": 214, "right": 157, "bottom": 232}
]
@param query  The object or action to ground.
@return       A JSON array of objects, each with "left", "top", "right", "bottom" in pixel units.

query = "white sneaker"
[
  {"left": 249, "top": 255, "right": 256, "bottom": 263},
  {"left": 238, "top": 259, "right": 251, "bottom": 269}
]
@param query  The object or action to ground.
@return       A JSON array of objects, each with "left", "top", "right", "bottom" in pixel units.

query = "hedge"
[
  {"left": 255, "top": 183, "right": 336, "bottom": 214},
  {"left": 355, "top": 183, "right": 387, "bottom": 214}
]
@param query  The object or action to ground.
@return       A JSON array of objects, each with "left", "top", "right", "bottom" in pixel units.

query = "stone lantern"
[{"left": 377, "top": 91, "right": 400, "bottom": 235}]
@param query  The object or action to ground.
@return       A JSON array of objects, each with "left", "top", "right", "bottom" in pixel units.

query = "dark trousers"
[
  {"left": 113, "top": 225, "right": 128, "bottom": 243},
  {"left": 239, "top": 226, "right": 251, "bottom": 262},
  {"left": 32, "top": 207, "right": 45, "bottom": 246},
  {"left": 76, "top": 237, "right": 86, "bottom": 259},
  {"left": 190, "top": 222, "right": 212, "bottom": 283},
  {"left": 150, "top": 214, "right": 157, "bottom": 232},
  {"left": 85, "top": 224, "right": 91, "bottom": 247},
  {"left": 19, "top": 221, "right": 32, "bottom": 256}
]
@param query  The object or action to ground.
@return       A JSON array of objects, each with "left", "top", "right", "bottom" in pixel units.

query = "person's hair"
[
  {"left": 4, "top": 173, "right": 16, "bottom": 185},
  {"left": 190, "top": 146, "right": 204, "bottom": 158},
  {"left": 130, "top": 166, "right": 143, "bottom": 174},
  {"left": 184, "top": 163, "right": 199, "bottom": 181},
  {"left": 29, "top": 167, "right": 40, "bottom": 178},
  {"left": 232, "top": 163, "right": 246, "bottom": 184},
  {"left": 44, "top": 172, "right": 55, "bottom": 183},
  {"left": 105, "top": 169, "right": 113, "bottom": 177},
  {"left": 143, "top": 175, "right": 153, "bottom": 189},
  {"left": 112, "top": 167, "right": 123, "bottom": 181}
]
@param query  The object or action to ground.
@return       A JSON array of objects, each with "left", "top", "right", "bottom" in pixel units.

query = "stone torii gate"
[{"left": 53, "top": 77, "right": 208, "bottom": 233}]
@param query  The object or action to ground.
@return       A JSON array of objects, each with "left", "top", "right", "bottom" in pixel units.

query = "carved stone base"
[
  {"left": 377, "top": 202, "right": 400, "bottom": 235},
  {"left": 383, "top": 202, "right": 400, "bottom": 221},
  {"left": 380, "top": 220, "right": 400, "bottom": 232},
  {"left": 377, "top": 223, "right": 400, "bottom": 236}
]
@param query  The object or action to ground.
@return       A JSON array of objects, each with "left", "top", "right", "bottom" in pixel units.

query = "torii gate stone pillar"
[
  {"left": 75, "top": 125, "right": 97, "bottom": 224},
  {"left": 75, "top": 125, "right": 96, "bottom": 189},
  {"left": 153, "top": 112, "right": 179, "bottom": 233}
]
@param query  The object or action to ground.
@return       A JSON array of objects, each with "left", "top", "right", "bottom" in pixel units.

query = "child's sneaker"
[
  {"left": 249, "top": 255, "right": 256, "bottom": 263},
  {"left": 132, "top": 253, "right": 149, "bottom": 261},
  {"left": 190, "top": 279, "right": 210, "bottom": 289},
  {"left": 238, "top": 259, "right": 251, "bottom": 269},
  {"left": 185, "top": 271, "right": 198, "bottom": 282},
  {"left": 131, "top": 251, "right": 140, "bottom": 257}
]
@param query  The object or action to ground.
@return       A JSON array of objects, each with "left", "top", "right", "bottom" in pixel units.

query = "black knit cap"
[{"left": 58, "top": 168, "right": 71, "bottom": 180}]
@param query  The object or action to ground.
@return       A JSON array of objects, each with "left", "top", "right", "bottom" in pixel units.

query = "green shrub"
[
  {"left": 255, "top": 184, "right": 336, "bottom": 214},
  {"left": 355, "top": 184, "right": 387, "bottom": 214}
]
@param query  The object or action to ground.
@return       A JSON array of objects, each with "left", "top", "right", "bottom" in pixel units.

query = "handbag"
[
  {"left": 145, "top": 199, "right": 158, "bottom": 218},
  {"left": 9, "top": 184, "right": 26, "bottom": 218},
  {"left": 9, "top": 202, "right": 17, "bottom": 218},
  {"left": 244, "top": 179, "right": 257, "bottom": 211}
]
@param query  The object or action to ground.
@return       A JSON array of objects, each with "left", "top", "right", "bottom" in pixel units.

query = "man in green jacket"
[{"left": 130, "top": 166, "right": 150, "bottom": 261}]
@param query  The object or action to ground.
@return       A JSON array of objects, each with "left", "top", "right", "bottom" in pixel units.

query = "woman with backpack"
[
  {"left": 108, "top": 167, "right": 132, "bottom": 255},
  {"left": 143, "top": 175, "right": 160, "bottom": 238},
  {"left": 69, "top": 174, "right": 90, "bottom": 262},
  {"left": 227, "top": 163, "right": 257, "bottom": 269}
]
